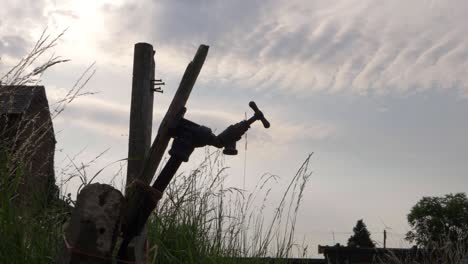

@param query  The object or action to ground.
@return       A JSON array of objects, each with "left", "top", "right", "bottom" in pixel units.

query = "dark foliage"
[
  {"left": 347, "top": 219, "right": 375, "bottom": 248},
  {"left": 406, "top": 193, "right": 468, "bottom": 247}
]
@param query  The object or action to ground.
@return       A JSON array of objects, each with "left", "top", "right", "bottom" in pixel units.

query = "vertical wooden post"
[
  {"left": 127, "top": 42, "right": 155, "bottom": 185},
  {"left": 126, "top": 42, "right": 155, "bottom": 262}
]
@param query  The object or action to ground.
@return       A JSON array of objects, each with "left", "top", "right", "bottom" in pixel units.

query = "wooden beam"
[
  {"left": 125, "top": 42, "right": 155, "bottom": 263},
  {"left": 127, "top": 42, "right": 155, "bottom": 187},
  {"left": 138, "top": 44, "right": 208, "bottom": 184}
]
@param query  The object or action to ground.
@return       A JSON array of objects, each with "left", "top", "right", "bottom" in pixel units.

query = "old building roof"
[
  {"left": 319, "top": 245, "right": 418, "bottom": 255},
  {"left": 0, "top": 85, "right": 47, "bottom": 114},
  {"left": 318, "top": 244, "right": 420, "bottom": 263}
]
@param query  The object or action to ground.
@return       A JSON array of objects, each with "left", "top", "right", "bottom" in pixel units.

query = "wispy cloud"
[
  {"left": 6, "top": 0, "right": 467, "bottom": 97},
  {"left": 97, "top": 0, "right": 468, "bottom": 97}
]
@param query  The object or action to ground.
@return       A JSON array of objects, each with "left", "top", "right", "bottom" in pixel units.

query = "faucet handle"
[{"left": 249, "top": 101, "right": 270, "bottom": 128}]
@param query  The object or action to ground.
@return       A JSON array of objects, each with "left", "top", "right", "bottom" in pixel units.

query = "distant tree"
[
  {"left": 406, "top": 193, "right": 468, "bottom": 247},
  {"left": 347, "top": 219, "right": 375, "bottom": 248}
]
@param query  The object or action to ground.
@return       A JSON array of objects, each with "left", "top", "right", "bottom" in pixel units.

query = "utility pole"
[
  {"left": 126, "top": 42, "right": 156, "bottom": 262},
  {"left": 383, "top": 229, "right": 387, "bottom": 249}
]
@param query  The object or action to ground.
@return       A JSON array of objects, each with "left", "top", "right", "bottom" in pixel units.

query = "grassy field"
[
  {"left": 2, "top": 148, "right": 467, "bottom": 263},
  {"left": 145, "top": 151, "right": 312, "bottom": 263},
  {"left": 0, "top": 143, "right": 313, "bottom": 263}
]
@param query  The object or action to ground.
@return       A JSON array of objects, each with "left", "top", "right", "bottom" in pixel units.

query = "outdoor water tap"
[
  {"left": 168, "top": 101, "right": 270, "bottom": 156},
  {"left": 217, "top": 101, "right": 270, "bottom": 155}
]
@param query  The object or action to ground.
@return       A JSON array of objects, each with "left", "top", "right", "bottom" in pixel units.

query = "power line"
[{"left": 243, "top": 111, "right": 247, "bottom": 190}]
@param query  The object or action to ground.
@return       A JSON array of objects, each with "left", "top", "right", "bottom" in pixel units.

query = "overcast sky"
[{"left": 2, "top": 0, "right": 468, "bottom": 257}]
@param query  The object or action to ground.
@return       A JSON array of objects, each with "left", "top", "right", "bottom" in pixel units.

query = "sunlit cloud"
[{"left": 95, "top": 0, "right": 468, "bottom": 97}]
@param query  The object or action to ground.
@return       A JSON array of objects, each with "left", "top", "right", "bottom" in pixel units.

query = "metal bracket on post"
[{"left": 151, "top": 79, "right": 165, "bottom": 93}]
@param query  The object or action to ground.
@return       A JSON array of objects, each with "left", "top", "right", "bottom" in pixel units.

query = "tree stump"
[{"left": 59, "top": 183, "right": 124, "bottom": 264}]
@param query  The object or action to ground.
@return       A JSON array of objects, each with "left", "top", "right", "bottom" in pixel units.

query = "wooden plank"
[
  {"left": 125, "top": 42, "right": 155, "bottom": 263},
  {"left": 127, "top": 42, "right": 155, "bottom": 186},
  {"left": 137, "top": 44, "right": 209, "bottom": 185}
]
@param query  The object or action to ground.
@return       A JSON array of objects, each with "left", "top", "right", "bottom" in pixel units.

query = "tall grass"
[
  {"left": 1, "top": 144, "right": 314, "bottom": 263},
  {"left": 0, "top": 29, "right": 91, "bottom": 263},
  {"left": 0, "top": 147, "right": 68, "bottom": 263},
  {"left": 146, "top": 150, "right": 313, "bottom": 263}
]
